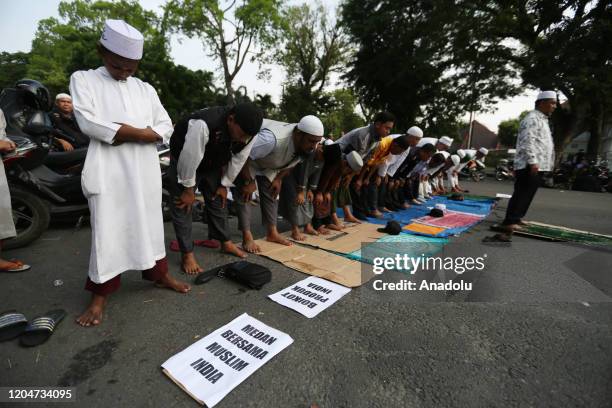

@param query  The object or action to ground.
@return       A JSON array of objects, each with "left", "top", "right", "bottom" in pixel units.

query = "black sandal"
[
  {"left": 0, "top": 310, "right": 28, "bottom": 341},
  {"left": 20, "top": 309, "right": 66, "bottom": 347}
]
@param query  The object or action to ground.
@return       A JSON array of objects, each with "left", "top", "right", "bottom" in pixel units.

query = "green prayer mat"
[{"left": 518, "top": 222, "right": 612, "bottom": 245}]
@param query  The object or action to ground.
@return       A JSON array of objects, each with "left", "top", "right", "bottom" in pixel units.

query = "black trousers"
[
  {"left": 169, "top": 160, "right": 230, "bottom": 252},
  {"left": 503, "top": 168, "right": 542, "bottom": 225}
]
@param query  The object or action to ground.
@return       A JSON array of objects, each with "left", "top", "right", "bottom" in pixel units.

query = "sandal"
[
  {"left": 0, "top": 310, "right": 28, "bottom": 341},
  {"left": 20, "top": 309, "right": 66, "bottom": 347},
  {"left": 0, "top": 260, "right": 31, "bottom": 273}
]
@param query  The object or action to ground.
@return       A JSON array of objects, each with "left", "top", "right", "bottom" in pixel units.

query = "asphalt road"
[{"left": 2, "top": 178, "right": 612, "bottom": 408}]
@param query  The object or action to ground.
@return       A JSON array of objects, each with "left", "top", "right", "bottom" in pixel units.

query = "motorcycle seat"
[{"left": 44, "top": 148, "right": 87, "bottom": 168}]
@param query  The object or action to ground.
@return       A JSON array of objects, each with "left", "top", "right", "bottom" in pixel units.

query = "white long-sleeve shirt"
[
  {"left": 176, "top": 119, "right": 256, "bottom": 188},
  {"left": 514, "top": 110, "right": 555, "bottom": 171}
]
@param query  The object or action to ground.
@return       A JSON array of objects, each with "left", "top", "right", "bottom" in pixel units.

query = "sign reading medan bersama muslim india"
[{"left": 162, "top": 313, "right": 293, "bottom": 407}]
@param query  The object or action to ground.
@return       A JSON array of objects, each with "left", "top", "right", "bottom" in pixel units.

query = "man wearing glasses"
[{"left": 169, "top": 103, "right": 264, "bottom": 274}]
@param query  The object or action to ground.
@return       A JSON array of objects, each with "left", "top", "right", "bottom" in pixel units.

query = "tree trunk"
[{"left": 586, "top": 100, "right": 603, "bottom": 160}]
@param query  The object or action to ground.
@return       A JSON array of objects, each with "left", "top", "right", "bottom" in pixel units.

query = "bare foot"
[
  {"left": 317, "top": 226, "right": 330, "bottom": 235},
  {"left": 291, "top": 226, "right": 306, "bottom": 241},
  {"left": 221, "top": 241, "right": 247, "bottom": 258},
  {"left": 242, "top": 239, "right": 261, "bottom": 253},
  {"left": 181, "top": 252, "right": 203, "bottom": 275},
  {"left": 0, "top": 259, "right": 23, "bottom": 270},
  {"left": 76, "top": 294, "right": 106, "bottom": 327},
  {"left": 369, "top": 210, "right": 383, "bottom": 218},
  {"left": 156, "top": 274, "right": 191, "bottom": 293},
  {"left": 242, "top": 231, "right": 261, "bottom": 253},
  {"left": 344, "top": 214, "right": 361, "bottom": 224},
  {"left": 327, "top": 223, "right": 343, "bottom": 231},
  {"left": 402, "top": 202, "right": 410, "bottom": 209},
  {"left": 266, "top": 231, "right": 293, "bottom": 246},
  {"left": 381, "top": 207, "right": 391, "bottom": 212},
  {"left": 304, "top": 224, "right": 319, "bottom": 236}
]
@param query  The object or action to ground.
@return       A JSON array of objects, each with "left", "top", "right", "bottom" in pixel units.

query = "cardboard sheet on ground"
[
  {"left": 162, "top": 313, "right": 293, "bottom": 407},
  {"left": 255, "top": 239, "right": 371, "bottom": 287},
  {"left": 268, "top": 276, "right": 351, "bottom": 318},
  {"left": 284, "top": 222, "right": 386, "bottom": 255}
]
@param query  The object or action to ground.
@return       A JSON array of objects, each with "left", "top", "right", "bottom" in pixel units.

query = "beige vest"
[{"left": 253, "top": 119, "right": 302, "bottom": 181}]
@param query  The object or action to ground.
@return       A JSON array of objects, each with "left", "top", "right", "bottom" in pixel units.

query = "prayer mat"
[
  {"left": 283, "top": 222, "right": 386, "bottom": 255},
  {"left": 403, "top": 223, "right": 447, "bottom": 236},
  {"left": 347, "top": 234, "right": 447, "bottom": 264},
  {"left": 515, "top": 221, "right": 612, "bottom": 245},
  {"left": 414, "top": 211, "right": 484, "bottom": 229}
]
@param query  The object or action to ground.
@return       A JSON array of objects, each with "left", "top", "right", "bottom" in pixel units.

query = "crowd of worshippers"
[{"left": 2, "top": 19, "right": 494, "bottom": 326}]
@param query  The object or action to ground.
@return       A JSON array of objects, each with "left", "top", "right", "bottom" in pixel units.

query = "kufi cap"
[
  {"left": 536, "top": 90, "right": 556, "bottom": 101},
  {"left": 297, "top": 115, "right": 324, "bottom": 137},
  {"left": 478, "top": 147, "right": 489, "bottom": 155},
  {"left": 439, "top": 136, "right": 453, "bottom": 147},
  {"left": 450, "top": 155, "right": 460, "bottom": 166},
  {"left": 438, "top": 151, "right": 450, "bottom": 159},
  {"left": 345, "top": 151, "right": 363, "bottom": 172},
  {"left": 233, "top": 102, "right": 263, "bottom": 137},
  {"left": 55, "top": 93, "right": 71, "bottom": 101},
  {"left": 456, "top": 149, "right": 466, "bottom": 159},
  {"left": 100, "top": 19, "right": 144, "bottom": 60},
  {"left": 406, "top": 126, "right": 423, "bottom": 138}
]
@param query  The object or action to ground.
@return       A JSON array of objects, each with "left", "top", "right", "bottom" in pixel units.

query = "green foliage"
[
  {"left": 0, "top": 52, "right": 30, "bottom": 90},
  {"left": 318, "top": 89, "right": 364, "bottom": 138},
  {"left": 497, "top": 111, "right": 529, "bottom": 147},
  {"left": 165, "top": 0, "right": 283, "bottom": 102},
  {"left": 340, "top": 0, "right": 521, "bottom": 132},
  {"left": 23, "top": 0, "right": 224, "bottom": 120}
]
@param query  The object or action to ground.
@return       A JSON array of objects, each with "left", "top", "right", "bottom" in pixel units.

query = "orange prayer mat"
[{"left": 402, "top": 223, "right": 447, "bottom": 236}]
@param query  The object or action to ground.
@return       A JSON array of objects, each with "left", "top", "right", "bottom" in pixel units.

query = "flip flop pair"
[
  {"left": 169, "top": 239, "right": 220, "bottom": 252},
  {"left": 0, "top": 309, "right": 66, "bottom": 347},
  {"left": 0, "top": 260, "right": 31, "bottom": 273}
]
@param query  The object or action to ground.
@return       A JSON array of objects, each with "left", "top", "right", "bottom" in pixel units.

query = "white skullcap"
[
  {"left": 450, "top": 155, "right": 460, "bottom": 166},
  {"left": 456, "top": 149, "right": 466, "bottom": 159},
  {"left": 438, "top": 151, "right": 450, "bottom": 159},
  {"left": 434, "top": 203, "right": 446, "bottom": 211},
  {"left": 345, "top": 151, "right": 363, "bottom": 172},
  {"left": 297, "top": 115, "right": 324, "bottom": 137},
  {"left": 55, "top": 93, "right": 71, "bottom": 101},
  {"left": 406, "top": 126, "right": 423, "bottom": 138},
  {"left": 536, "top": 90, "right": 556, "bottom": 101},
  {"left": 323, "top": 138, "right": 334, "bottom": 146},
  {"left": 439, "top": 136, "right": 453, "bottom": 147},
  {"left": 100, "top": 19, "right": 144, "bottom": 60},
  {"left": 478, "top": 147, "right": 489, "bottom": 155}
]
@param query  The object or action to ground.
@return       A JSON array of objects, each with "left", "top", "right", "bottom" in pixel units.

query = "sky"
[{"left": 0, "top": 0, "right": 543, "bottom": 133}]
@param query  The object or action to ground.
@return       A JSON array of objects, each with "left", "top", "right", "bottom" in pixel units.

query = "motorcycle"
[
  {"left": 495, "top": 158, "right": 514, "bottom": 181},
  {"left": 459, "top": 160, "right": 486, "bottom": 182},
  {"left": 3, "top": 112, "right": 90, "bottom": 249}
]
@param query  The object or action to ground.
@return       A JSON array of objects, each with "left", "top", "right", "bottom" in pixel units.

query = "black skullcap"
[
  {"left": 233, "top": 102, "right": 263, "bottom": 137},
  {"left": 393, "top": 135, "right": 410, "bottom": 149},
  {"left": 323, "top": 143, "right": 341, "bottom": 164}
]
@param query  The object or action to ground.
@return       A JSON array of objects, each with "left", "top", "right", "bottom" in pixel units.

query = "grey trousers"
[
  {"left": 232, "top": 175, "right": 277, "bottom": 232},
  {"left": 168, "top": 160, "right": 230, "bottom": 253}
]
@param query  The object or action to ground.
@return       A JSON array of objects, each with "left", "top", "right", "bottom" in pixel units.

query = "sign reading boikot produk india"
[
  {"left": 161, "top": 313, "right": 293, "bottom": 407},
  {"left": 268, "top": 276, "right": 351, "bottom": 318}
]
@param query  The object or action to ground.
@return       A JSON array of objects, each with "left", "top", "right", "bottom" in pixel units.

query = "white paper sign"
[
  {"left": 268, "top": 276, "right": 352, "bottom": 318},
  {"left": 496, "top": 193, "right": 512, "bottom": 198},
  {"left": 161, "top": 313, "right": 293, "bottom": 407}
]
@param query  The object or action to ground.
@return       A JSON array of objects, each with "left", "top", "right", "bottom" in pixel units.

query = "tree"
[
  {"left": 165, "top": 0, "right": 283, "bottom": 104},
  {"left": 497, "top": 111, "right": 529, "bottom": 148},
  {"left": 0, "top": 52, "right": 30, "bottom": 90},
  {"left": 276, "top": 2, "right": 348, "bottom": 119},
  {"left": 466, "top": 0, "right": 612, "bottom": 158},
  {"left": 318, "top": 88, "right": 363, "bottom": 138},
  {"left": 340, "top": 0, "right": 520, "bottom": 132},
  {"left": 25, "top": 0, "right": 224, "bottom": 120}
]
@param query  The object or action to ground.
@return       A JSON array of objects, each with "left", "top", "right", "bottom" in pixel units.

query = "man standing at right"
[{"left": 500, "top": 90, "right": 556, "bottom": 232}]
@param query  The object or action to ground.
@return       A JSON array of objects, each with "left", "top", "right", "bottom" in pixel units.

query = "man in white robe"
[
  {"left": 0, "top": 109, "right": 29, "bottom": 272},
  {"left": 70, "top": 19, "right": 190, "bottom": 327}
]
